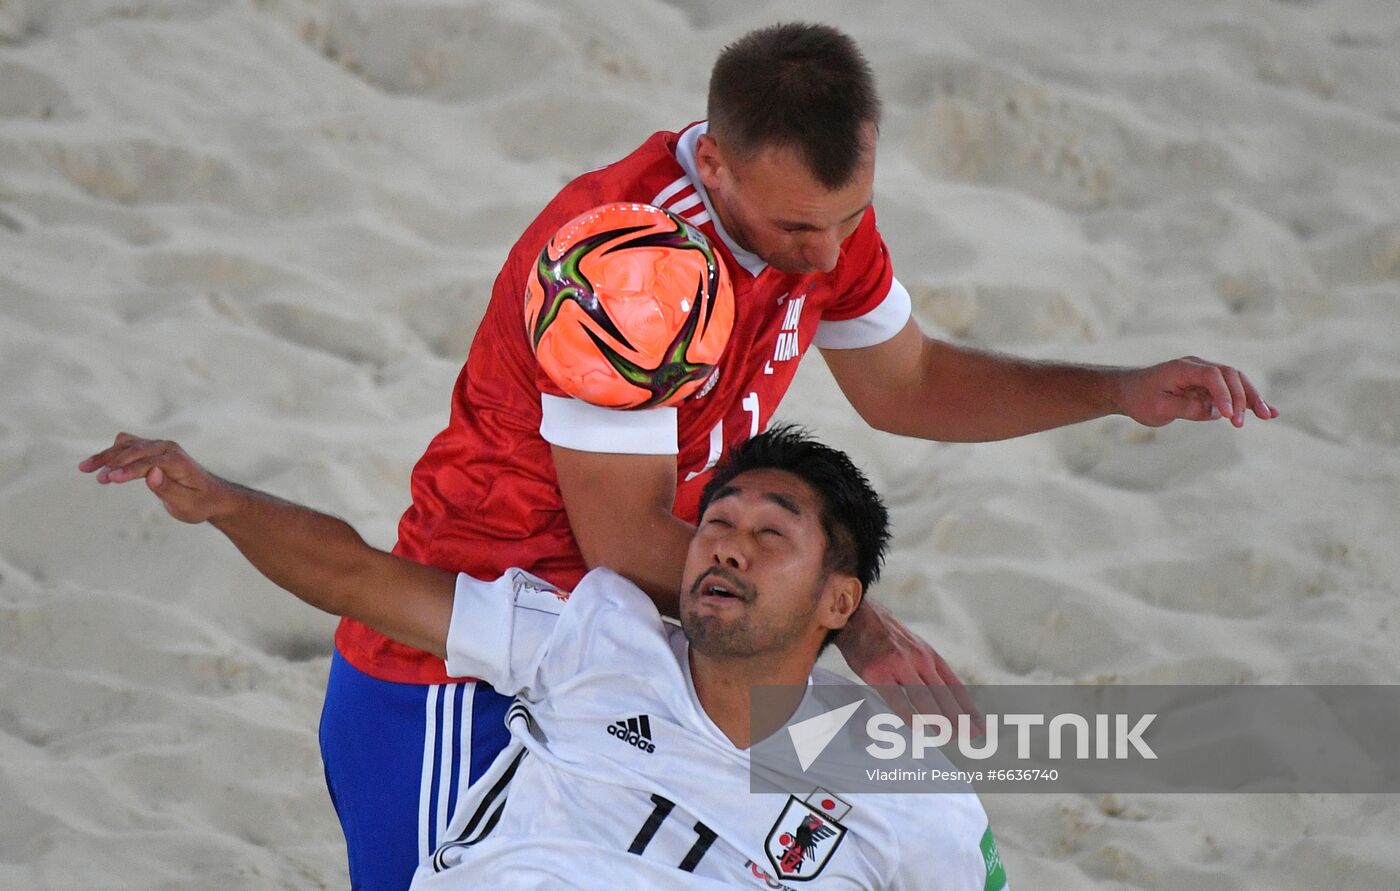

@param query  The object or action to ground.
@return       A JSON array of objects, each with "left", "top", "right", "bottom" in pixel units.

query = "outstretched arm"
[
  {"left": 823, "top": 319, "right": 1278, "bottom": 442},
  {"left": 80, "top": 433, "right": 455, "bottom": 658}
]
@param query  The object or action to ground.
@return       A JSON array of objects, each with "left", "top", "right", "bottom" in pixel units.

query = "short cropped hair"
[
  {"left": 707, "top": 22, "right": 881, "bottom": 189},
  {"left": 699, "top": 425, "right": 891, "bottom": 598}
]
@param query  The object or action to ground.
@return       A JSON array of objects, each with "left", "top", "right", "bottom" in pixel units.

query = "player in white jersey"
[{"left": 83, "top": 427, "right": 1008, "bottom": 890}]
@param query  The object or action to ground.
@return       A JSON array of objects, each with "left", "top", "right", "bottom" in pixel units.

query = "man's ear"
[
  {"left": 694, "top": 133, "right": 724, "bottom": 192},
  {"left": 819, "top": 574, "right": 863, "bottom": 633}
]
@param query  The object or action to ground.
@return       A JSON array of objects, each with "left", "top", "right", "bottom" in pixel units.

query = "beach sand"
[{"left": 2, "top": 0, "right": 1398, "bottom": 887}]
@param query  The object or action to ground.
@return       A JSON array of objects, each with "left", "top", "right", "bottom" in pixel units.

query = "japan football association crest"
[{"left": 764, "top": 794, "right": 847, "bottom": 881}]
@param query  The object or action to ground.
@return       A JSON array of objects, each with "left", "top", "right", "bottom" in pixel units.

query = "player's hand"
[
  {"left": 835, "top": 600, "right": 981, "bottom": 733},
  {"left": 1115, "top": 356, "right": 1279, "bottom": 428},
  {"left": 79, "top": 433, "right": 234, "bottom": 524}
]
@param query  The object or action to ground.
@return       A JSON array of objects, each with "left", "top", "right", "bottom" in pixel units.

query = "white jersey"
[{"left": 411, "top": 568, "right": 1005, "bottom": 891}]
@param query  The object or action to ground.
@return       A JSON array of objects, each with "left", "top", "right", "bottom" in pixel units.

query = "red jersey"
[{"left": 336, "top": 123, "right": 912, "bottom": 684}]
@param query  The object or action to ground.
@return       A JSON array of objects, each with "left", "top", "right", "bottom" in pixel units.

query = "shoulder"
[
  {"left": 530, "top": 567, "right": 685, "bottom": 696},
  {"left": 500, "top": 128, "right": 690, "bottom": 272},
  {"left": 566, "top": 568, "right": 668, "bottom": 640},
  {"left": 573, "top": 567, "right": 659, "bottom": 612},
  {"left": 558, "top": 128, "right": 689, "bottom": 211}
]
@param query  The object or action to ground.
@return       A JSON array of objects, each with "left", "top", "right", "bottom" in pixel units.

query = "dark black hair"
[
  {"left": 707, "top": 22, "right": 881, "bottom": 189},
  {"left": 699, "top": 424, "right": 891, "bottom": 602}
]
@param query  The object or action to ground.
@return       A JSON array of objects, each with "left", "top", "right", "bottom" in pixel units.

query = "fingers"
[
  {"left": 844, "top": 605, "right": 983, "bottom": 738},
  {"left": 929, "top": 652, "right": 985, "bottom": 737},
  {"left": 1238, "top": 370, "right": 1278, "bottom": 420},
  {"left": 101, "top": 451, "right": 177, "bottom": 486},
  {"left": 1180, "top": 395, "right": 1219, "bottom": 422},
  {"left": 82, "top": 434, "right": 224, "bottom": 524},
  {"left": 78, "top": 431, "right": 142, "bottom": 474},
  {"left": 1175, "top": 359, "right": 1278, "bottom": 426},
  {"left": 1219, "top": 366, "right": 1247, "bottom": 427},
  {"left": 86, "top": 437, "right": 177, "bottom": 484},
  {"left": 1195, "top": 363, "right": 1237, "bottom": 426},
  {"left": 80, "top": 434, "right": 203, "bottom": 491},
  {"left": 911, "top": 652, "right": 982, "bottom": 740},
  {"left": 865, "top": 645, "right": 981, "bottom": 741},
  {"left": 903, "top": 670, "right": 960, "bottom": 729},
  {"left": 864, "top": 671, "right": 915, "bottom": 727}
]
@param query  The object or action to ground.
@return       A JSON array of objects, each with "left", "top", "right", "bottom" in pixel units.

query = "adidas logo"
[{"left": 607, "top": 715, "right": 656, "bottom": 754}]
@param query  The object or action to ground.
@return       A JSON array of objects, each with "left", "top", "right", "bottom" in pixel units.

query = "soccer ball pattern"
[{"left": 525, "top": 202, "right": 735, "bottom": 409}]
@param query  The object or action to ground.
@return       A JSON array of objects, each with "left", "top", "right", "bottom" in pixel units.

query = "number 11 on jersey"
[
  {"left": 683, "top": 392, "right": 762, "bottom": 482},
  {"left": 628, "top": 794, "right": 718, "bottom": 873}
]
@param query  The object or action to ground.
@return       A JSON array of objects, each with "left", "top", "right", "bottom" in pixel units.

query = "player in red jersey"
[{"left": 320, "top": 23, "right": 1277, "bottom": 890}]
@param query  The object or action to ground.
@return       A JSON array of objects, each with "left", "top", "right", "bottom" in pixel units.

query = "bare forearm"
[
  {"left": 875, "top": 340, "right": 1126, "bottom": 442},
  {"left": 83, "top": 434, "right": 455, "bottom": 656},
  {"left": 576, "top": 513, "right": 694, "bottom": 617},
  {"left": 827, "top": 319, "right": 1276, "bottom": 442},
  {"left": 209, "top": 481, "right": 377, "bottom": 616},
  {"left": 552, "top": 445, "right": 694, "bottom": 617},
  {"left": 212, "top": 482, "right": 453, "bottom": 655}
]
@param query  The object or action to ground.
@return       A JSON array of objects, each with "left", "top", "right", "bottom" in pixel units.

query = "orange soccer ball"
[{"left": 524, "top": 202, "right": 735, "bottom": 409}]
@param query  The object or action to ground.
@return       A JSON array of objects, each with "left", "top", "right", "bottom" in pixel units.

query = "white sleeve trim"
[
  {"left": 445, "top": 572, "right": 514, "bottom": 683},
  {"left": 812, "top": 276, "right": 913, "bottom": 350},
  {"left": 539, "top": 394, "right": 679, "bottom": 455},
  {"left": 445, "top": 569, "right": 570, "bottom": 693}
]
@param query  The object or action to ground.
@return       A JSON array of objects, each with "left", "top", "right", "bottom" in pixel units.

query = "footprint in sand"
[
  {"left": 43, "top": 138, "right": 243, "bottom": 208},
  {"left": 0, "top": 788, "right": 59, "bottom": 865},
  {"left": 0, "top": 60, "right": 77, "bottom": 120},
  {"left": 1055, "top": 416, "right": 1243, "bottom": 492},
  {"left": 896, "top": 56, "right": 1243, "bottom": 212},
  {"left": 277, "top": 0, "right": 676, "bottom": 104},
  {"left": 942, "top": 567, "right": 1137, "bottom": 677},
  {"left": 1100, "top": 548, "right": 1324, "bottom": 620},
  {"left": 1309, "top": 221, "right": 1400, "bottom": 286},
  {"left": 1272, "top": 342, "right": 1400, "bottom": 447}
]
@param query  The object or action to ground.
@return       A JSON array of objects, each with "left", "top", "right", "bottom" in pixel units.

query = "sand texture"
[{"left": 2, "top": 0, "right": 1398, "bottom": 888}]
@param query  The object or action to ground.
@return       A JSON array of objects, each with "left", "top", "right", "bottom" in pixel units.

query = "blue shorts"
[{"left": 319, "top": 650, "right": 513, "bottom": 891}]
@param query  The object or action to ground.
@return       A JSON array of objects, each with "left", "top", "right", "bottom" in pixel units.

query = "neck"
[{"left": 687, "top": 647, "right": 817, "bottom": 749}]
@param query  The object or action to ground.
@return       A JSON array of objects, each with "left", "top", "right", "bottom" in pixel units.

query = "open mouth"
[
  {"left": 702, "top": 582, "right": 743, "bottom": 601},
  {"left": 693, "top": 571, "right": 751, "bottom": 604}
]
